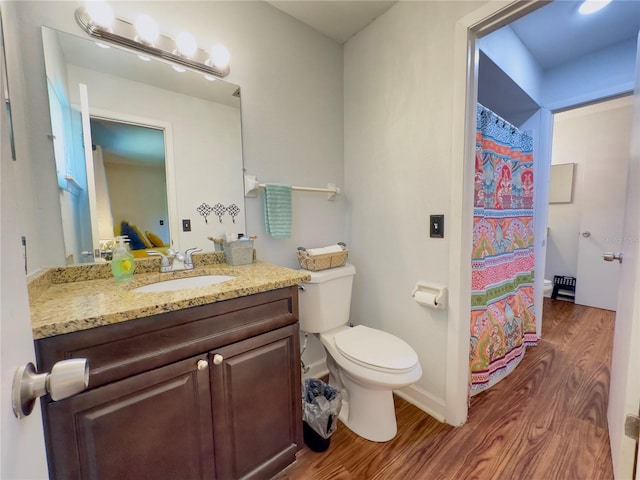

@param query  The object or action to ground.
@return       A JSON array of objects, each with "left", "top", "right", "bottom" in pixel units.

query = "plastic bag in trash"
[{"left": 302, "top": 378, "right": 343, "bottom": 439}]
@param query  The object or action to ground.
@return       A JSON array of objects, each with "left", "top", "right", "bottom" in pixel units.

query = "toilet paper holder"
[{"left": 411, "top": 282, "right": 447, "bottom": 310}]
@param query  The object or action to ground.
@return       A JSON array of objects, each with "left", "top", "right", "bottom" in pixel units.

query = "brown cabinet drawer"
[{"left": 36, "top": 287, "right": 298, "bottom": 389}]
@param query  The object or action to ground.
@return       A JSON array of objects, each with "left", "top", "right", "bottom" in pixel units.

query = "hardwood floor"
[{"left": 276, "top": 299, "right": 616, "bottom": 479}]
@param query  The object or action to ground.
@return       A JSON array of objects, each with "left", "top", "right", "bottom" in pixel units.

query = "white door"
[
  {"left": 79, "top": 83, "right": 100, "bottom": 262},
  {"left": 607, "top": 33, "right": 640, "bottom": 479},
  {"left": 572, "top": 97, "right": 632, "bottom": 310},
  {"left": 0, "top": 30, "right": 48, "bottom": 478}
]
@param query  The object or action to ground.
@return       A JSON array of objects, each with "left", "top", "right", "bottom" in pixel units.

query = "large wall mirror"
[{"left": 42, "top": 26, "right": 245, "bottom": 264}]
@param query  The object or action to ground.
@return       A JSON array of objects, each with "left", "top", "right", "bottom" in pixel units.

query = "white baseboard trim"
[
  {"left": 394, "top": 384, "right": 447, "bottom": 424},
  {"left": 302, "top": 360, "right": 448, "bottom": 425}
]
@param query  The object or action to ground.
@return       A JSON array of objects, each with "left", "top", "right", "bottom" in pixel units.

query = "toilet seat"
[{"left": 334, "top": 325, "right": 418, "bottom": 373}]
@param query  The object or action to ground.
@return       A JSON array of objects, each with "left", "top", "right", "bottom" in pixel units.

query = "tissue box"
[{"left": 223, "top": 240, "right": 254, "bottom": 266}]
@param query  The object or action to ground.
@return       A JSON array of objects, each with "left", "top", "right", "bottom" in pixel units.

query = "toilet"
[
  {"left": 544, "top": 279, "right": 553, "bottom": 298},
  {"left": 298, "top": 264, "right": 422, "bottom": 442}
]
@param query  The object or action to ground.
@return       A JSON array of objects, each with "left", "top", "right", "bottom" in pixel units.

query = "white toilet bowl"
[
  {"left": 318, "top": 325, "right": 422, "bottom": 442},
  {"left": 544, "top": 279, "right": 553, "bottom": 298},
  {"left": 298, "top": 263, "right": 422, "bottom": 442}
]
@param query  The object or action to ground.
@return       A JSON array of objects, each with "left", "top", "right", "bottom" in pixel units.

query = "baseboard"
[
  {"left": 394, "top": 384, "right": 447, "bottom": 423},
  {"left": 303, "top": 360, "right": 447, "bottom": 424}
]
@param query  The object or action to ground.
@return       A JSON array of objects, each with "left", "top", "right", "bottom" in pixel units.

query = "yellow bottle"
[{"left": 110, "top": 236, "right": 136, "bottom": 282}]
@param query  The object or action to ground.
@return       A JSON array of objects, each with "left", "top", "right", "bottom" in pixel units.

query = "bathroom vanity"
[{"left": 29, "top": 259, "right": 310, "bottom": 480}]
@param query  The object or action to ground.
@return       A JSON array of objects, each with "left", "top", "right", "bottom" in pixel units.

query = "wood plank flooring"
[{"left": 276, "top": 299, "right": 616, "bottom": 479}]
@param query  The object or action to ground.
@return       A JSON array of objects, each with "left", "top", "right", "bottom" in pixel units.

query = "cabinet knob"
[
  {"left": 212, "top": 354, "right": 224, "bottom": 365},
  {"left": 196, "top": 359, "right": 209, "bottom": 371}
]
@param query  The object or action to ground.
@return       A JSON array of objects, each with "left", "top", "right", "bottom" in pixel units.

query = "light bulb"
[
  {"left": 85, "top": 0, "right": 115, "bottom": 29},
  {"left": 176, "top": 32, "right": 198, "bottom": 58},
  {"left": 172, "top": 65, "right": 187, "bottom": 73},
  {"left": 204, "top": 74, "right": 216, "bottom": 82},
  {"left": 209, "top": 44, "right": 230, "bottom": 69},
  {"left": 578, "top": 0, "right": 611, "bottom": 14},
  {"left": 134, "top": 14, "right": 159, "bottom": 45}
]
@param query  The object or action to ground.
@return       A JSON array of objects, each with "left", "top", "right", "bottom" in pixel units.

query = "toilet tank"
[{"left": 298, "top": 264, "right": 356, "bottom": 333}]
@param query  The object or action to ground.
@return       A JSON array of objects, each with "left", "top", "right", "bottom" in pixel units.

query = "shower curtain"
[{"left": 470, "top": 104, "right": 537, "bottom": 395}]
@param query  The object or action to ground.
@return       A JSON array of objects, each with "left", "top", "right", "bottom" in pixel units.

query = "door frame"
[
  {"left": 82, "top": 106, "right": 178, "bottom": 254},
  {"left": 450, "top": 4, "right": 640, "bottom": 477},
  {"left": 446, "top": 0, "right": 547, "bottom": 426}
]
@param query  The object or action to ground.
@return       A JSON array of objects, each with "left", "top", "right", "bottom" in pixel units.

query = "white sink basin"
[{"left": 131, "top": 275, "right": 235, "bottom": 293}]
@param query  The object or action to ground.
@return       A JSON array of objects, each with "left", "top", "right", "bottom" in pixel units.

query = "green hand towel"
[{"left": 264, "top": 183, "right": 292, "bottom": 239}]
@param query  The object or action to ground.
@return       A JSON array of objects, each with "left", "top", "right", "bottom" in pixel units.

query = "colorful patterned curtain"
[{"left": 470, "top": 104, "right": 537, "bottom": 395}]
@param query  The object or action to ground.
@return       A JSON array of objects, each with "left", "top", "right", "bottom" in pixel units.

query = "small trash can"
[{"left": 302, "top": 378, "right": 343, "bottom": 452}]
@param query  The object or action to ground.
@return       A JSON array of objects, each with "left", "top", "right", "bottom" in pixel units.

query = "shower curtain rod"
[{"left": 478, "top": 102, "right": 520, "bottom": 131}]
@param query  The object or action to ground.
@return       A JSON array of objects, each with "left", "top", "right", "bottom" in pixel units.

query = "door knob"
[
  {"left": 603, "top": 252, "right": 623, "bottom": 263},
  {"left": 12, "top": 358, "right": 89, "bottom": 418},
  {"left": 580, "top": 231, "right": 591, "bottom": 238},
  {"left": 212, "top": 354, "right": 224, "bottom": 365}
]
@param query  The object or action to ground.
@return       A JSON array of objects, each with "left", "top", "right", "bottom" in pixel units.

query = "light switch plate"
[
  {"left": 182, "top": 219, "right": 191, "bottom": 232},
  {"left": 430, "top": 215, "right": 444, "bottom": 238}
]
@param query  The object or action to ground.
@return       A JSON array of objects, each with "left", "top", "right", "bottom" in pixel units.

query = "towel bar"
[{"left": 244, "top": 175, "right": 340, "bottom": 201}]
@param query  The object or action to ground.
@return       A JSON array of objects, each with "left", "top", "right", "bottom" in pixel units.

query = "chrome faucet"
[{"left": 149, "top": 248, "right": 202, "bottom": 273}]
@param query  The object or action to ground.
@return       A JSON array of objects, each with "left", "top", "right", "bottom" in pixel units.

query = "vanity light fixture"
[
  {"left": 76, "top": 2, "right": 230, "bottom": 78},
  {"left": 171, "top": 32, "right": 197, "bottom": 72},
  {"left": 85, "top": 0, "right": 114, "bottom": 30},
  {"left": 176, "top": 32, "right": 198, "bottom": 58},
  {"left": 578, "top": 0, "right": 612, "bottom": 15},
  {"left": 133, "top": 14, "right": 159, "bottom": 45}
]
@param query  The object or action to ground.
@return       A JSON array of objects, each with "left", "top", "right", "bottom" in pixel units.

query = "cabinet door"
[
  {"left": 44, "top": 355, "right": 215, "bottom": 480},
  {"left": 210, "top": 324, "right": 302, "bottom": 480}
]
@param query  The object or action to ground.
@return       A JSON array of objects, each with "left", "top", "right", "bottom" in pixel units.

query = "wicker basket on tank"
[{"left": 297, "top": 242, "right": 348, "bottom": 272}]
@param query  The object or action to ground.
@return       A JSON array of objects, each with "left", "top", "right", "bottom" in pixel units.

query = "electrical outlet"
[
  {"left": 430, "top": 215, "right": 444, "bottom": 238},
  {"left": 159, "top": 219, "right": 164, "bottom": 226},
  {"left": 182, "top": 219, "right": 191, "bottom": 232}
]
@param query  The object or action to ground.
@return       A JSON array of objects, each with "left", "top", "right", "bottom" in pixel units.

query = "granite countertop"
[{"left": 29, "top": 257, "right": 310, "bottom": 340}]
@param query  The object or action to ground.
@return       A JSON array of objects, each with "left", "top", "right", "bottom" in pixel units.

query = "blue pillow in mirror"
[{"left": 120, "top": 221, "right": 147, "bottom": 251}]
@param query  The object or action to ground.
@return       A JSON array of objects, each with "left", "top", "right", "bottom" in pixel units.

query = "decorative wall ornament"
[
  {"left": 213, "top": 203, "right": 227, "bottom": 223},
  {"left": 227, "top": 204, "right": 240, "bottom": 223},
  {"left": 196, "top": 203, "right": 213, "bottom": 224}
]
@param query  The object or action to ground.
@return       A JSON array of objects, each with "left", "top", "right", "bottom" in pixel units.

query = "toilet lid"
[{"left": 334, "top": 325, "right": 418, "bottom": 370}]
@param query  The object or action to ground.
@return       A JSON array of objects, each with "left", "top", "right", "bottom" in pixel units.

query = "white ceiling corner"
[{"left": 266, "top": 1, "right": 398, "bottom": 44}]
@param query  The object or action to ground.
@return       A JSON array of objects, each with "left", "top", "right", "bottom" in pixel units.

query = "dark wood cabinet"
[
  {"left": 46, "top": 354, "right": 215, "bottom": 479},
  {"left": 210, "top": 325, "right": 301, "bottom": 480},
  {"left": 36, "top": 287, "right": 302, "bottom": 480}
]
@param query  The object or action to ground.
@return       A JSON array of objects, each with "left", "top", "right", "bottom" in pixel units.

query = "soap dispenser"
[{"left": 111, "top": 236, "right": 136, "bottom": 282}]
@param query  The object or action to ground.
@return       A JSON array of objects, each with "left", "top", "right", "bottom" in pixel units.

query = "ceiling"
[
  {"left": 510, "top": 0, "right": 640, "bottom": 70},
  {"left": 90, "top": 118, "right": 165, "bottom": 166},
  {"left": 266, "top": 1, "right": 397, "bottom": 44},
  {"left": 266, "top": 1, "right": 640, "bottom": 67}
]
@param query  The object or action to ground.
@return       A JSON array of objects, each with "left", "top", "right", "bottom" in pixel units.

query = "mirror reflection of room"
[
  {"left": 41, "top": 26, "right": 245, "bottom": 266},
  {"left": 90, "top": 118, "right": 169, "bottom": 260}
]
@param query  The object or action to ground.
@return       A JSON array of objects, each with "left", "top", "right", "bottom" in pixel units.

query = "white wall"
[
  {"left": 344, "top": 1, "right": 484, "bottom": 420},
  {"left": 520, "top": 109, "right": 553, "bottom": 337},
  {"left": 105, "top": 159, "right": 169, "bottom": 244},
  {"left": 5, "top": 1, "right": 345, "bottom": 272},
  {"left": 546, "top": 96, "right": 634, "bottom": 283},
  {"left": 478, "top": 26, "right": 544, "bottom": 104}
]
